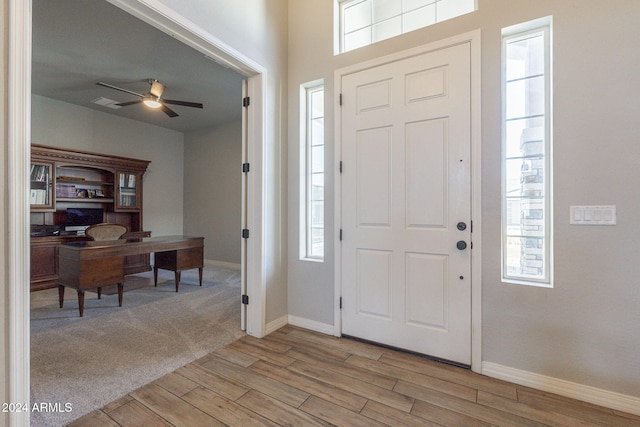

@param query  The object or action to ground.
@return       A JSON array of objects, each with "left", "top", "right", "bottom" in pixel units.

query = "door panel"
[
  {"left": 405, "top": 252, "right": 447, "bottom": 329},
  {"left": 341, "top": 42, "right": 472, "bottom": 364},
  {"left": 356, "top": 79, "right": 393, "bottom": 112},
  {"left": 406, "top": 118, "right": 447, "bottom": 228},
  {"left": 356, "top": 127, "right": 392, "bottom": 227},
  {"left": 357, "top": 249, "right": 392, "bottom": 319}
]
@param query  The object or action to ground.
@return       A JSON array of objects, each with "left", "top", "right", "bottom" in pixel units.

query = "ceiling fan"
[{"left": 96, "top": 79, "right": 203, "bottom": 117}]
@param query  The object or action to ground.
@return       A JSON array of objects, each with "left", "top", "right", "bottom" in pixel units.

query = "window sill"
[
  {"left": 300, "top": 257, "right": 324, "bottom": 264},
  {"left": 502, "top": 277, "right": 553, "bottom": 288}
]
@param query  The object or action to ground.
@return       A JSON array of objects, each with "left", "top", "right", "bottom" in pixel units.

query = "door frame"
[
  {"left": 334, "top": 30, "right": 482, "bottom": 372},
  {"left": 7, "top": 0, "right": 268, "bottom": 422}
]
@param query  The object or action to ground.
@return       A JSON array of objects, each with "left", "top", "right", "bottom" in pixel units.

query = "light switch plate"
[{"left": 570, "top": 205, "right": 616, "bottom": 225}]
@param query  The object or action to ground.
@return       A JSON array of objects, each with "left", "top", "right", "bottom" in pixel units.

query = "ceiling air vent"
[{"left": 91, "top": 97, "right": 122, "bottom": 109}]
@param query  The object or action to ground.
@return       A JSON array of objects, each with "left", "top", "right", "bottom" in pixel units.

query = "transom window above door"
[{"left": 336, "top": 0, "right": 477, "bottom": 53}]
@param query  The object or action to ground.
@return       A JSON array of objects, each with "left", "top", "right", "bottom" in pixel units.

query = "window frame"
[
  {"left": 501, "top": 16, "right": 553, "bottom": 287},
  {"left": 335, "top": 0, "right": 477, "bottom": 54},
  {"left": 300, "top": 80, "right": 325, "bottom": 262}
]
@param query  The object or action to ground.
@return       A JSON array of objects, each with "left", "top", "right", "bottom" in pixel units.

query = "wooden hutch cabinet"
[{"left": 30, "top": 144, "right": 151, "bottom": 291}]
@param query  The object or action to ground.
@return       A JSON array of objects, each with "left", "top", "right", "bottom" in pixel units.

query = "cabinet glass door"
[
  {"left": 116, "top": 172, "right": 140, "bottom": 210},
  {"left": 30, "top": 162, "right": 54, "bottom": 210}
]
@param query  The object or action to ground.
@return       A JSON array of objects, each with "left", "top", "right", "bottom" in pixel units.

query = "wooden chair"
[
  {"left": 85, "top": 223, "right": 128, "bottom": 302},
  {"left": 85, "top": 223, "right": 128, "bottom": 241}
]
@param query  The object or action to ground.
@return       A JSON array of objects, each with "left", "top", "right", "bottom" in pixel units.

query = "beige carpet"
[{"left": 30, "top": 265, "right": 244, "bottom": 427}]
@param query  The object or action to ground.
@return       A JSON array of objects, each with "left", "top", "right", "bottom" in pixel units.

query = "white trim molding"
[
  {"left": 288, "top": 316, "right": 335, "bottom": 336},
  {"left": 265, "top": 315, "right": 289, "bottom": 335},
  {"left": 106, "top": 0, "right": 263, "bottom": 75},
  {"left": 483, "top": 362, "right": 640, "bottom": 417},
  {"left": 8, "top": 0, "right": 32, "bottom": 425}
]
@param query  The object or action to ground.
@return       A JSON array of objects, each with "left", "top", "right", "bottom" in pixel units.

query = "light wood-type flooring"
[{"left": 69, "top": 326, "right": 639, "bottom": 426}]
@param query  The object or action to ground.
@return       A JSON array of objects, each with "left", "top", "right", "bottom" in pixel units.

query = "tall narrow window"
[
  {"left": 336, "top": 0, "right": 476, "bottom": 54},
  {"left": 301, "top": 82, "right": 325, "bottom": 260},
  {"left": 502, "top": 17, "right": 553, "bottom": 286}
]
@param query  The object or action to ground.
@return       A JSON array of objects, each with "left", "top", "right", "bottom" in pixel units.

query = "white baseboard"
[
  {"left": 287, "top": 315, "right": 335, "bottom": 335},
  {"left": 265, "top": 315, "right": 289, "bottom": 335},
  {"left": 482, "top": 362, "right": 640, "bottom": 416},
  {"left": 204, "top": 259, "right": 241, "bottom": 270},
  {"left": 265, "top": 315, "right": 336, "bottom": 337}
]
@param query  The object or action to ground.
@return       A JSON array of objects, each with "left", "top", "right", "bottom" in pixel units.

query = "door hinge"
[
  {"left": 339, "top": 229, "right": 343, "bottom": 241},
  {"left": 339, "top": 297, "right": 342, "bottom": 309},
  {"left": 242, "top": 294, "right": 249, "bottom": 305},
  {"left": 339, "top": 161, "right": 343, "bottom": 173},
  {"left": 242, "top": 229, "right": 250, "bottom": 239},
  {"left": 339, "top": 93, "right": 343, "bottom": 106},
  {"left": 243, "top": 96, "right": 250, "bottom": 107},
  {"left": 471, "top": 220, "right": 473, "bottom": 233},
  {"left": 242, "top": 163, "right": 250, "bottom": 173}
]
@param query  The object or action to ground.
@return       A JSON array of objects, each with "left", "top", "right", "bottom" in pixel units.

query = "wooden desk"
[
  {"left": 58, "top": 236, "right": 204, "bottom": 316},
  {"left": 30, "top": 231, "right": 152, "bottom": 292}
]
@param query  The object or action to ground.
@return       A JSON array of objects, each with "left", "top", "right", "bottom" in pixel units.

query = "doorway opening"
[{"left": 7, "top": 0, "right": 267, "bottom": 423}]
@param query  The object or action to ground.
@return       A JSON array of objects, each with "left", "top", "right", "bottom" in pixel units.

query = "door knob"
[{"left": 456, "top": 240, "right": 467, "bottom": 250}]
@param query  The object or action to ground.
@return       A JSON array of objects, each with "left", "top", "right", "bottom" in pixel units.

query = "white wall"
[
  {"left": 287, "top": 0, "right": 640, "bottom": 399},
  {"left": 184, "top": 121, "right": 242, "bottom": 265},
  {"left": 32, "top": 95, "right": 185, "bottom": 236}
]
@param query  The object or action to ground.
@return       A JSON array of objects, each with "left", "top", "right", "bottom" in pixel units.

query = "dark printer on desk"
[{"left": 30, "top": 224, "right": 61, "bottom": 237}]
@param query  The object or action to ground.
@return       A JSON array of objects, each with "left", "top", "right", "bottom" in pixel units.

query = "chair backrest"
[{"left": 85, "top": 223, "right": 128, "bottom": 241}]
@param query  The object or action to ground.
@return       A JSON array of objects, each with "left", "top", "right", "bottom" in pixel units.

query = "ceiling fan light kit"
[
  {"left": 96, "top": 79, "right": 203, "bottom": 117},
  {"left": 142, "top": 96, "right": 162, "bottom": 109}
]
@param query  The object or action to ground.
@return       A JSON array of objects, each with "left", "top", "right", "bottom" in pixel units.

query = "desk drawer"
[
  {"left": 155, "top": 246, "right": 203, "bottom": 271},
  {"left": 59, "top": 256, "right": 124, "bottom": 289}
]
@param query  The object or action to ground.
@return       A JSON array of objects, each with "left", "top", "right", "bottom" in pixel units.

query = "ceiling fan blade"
[
  {"left": 149, "top": 80, "right": 165, "bottom": 98},
  {"left": 161, "top": 104, "right": 179, "bottom": 118},
  {"left": 162, "top": 99, "right": 204, "bottom": 109},
  {"left": 96, "top": 82, "right": 144, "bottom": 98},
  {"left": 116, "top": 100, "right": 143, "bottom": 107}
]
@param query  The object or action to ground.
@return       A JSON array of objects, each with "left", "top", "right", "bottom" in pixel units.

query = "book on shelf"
[
  {"left": 120, "top": 194, "right": 136, "bottom": 206},
  {"left": 57, "top": 175, "right": 86, "bottom": 182},
  {"left": 56, "top": 183, "right": 76, "bottom": 198},
  {"left": 30, "top": 165, "right": 49, "bottom": 182},
  {"left": 30, "top": 189, "right": 47, "bottom": 205},
  {"left": 119, "top": 173, "right": 136, "bottom": 189}
]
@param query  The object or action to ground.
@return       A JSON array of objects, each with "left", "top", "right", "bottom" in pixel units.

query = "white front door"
[{"left": 340, "top": 42, "right": 472, "bottom": 365}]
